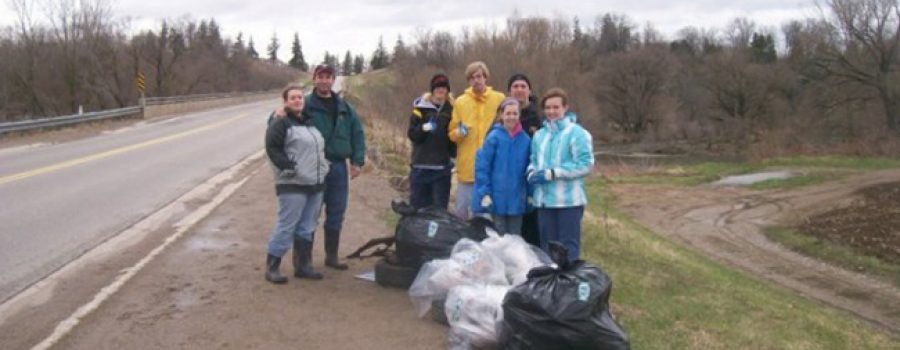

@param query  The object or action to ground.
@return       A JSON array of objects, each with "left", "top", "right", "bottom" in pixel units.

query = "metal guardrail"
[
  {"left": 0, "top": 106, "right": 142, "bottom": 135},
  {"left": 145, "top": 90, "right": 274, "bottom": 106},
  {"left": 0, "top": 90, "right": 277, "bottom": 135}
]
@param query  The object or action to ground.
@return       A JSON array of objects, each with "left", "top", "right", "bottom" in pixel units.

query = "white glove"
[
  {"left": 481, "top": 195, "right": 492, "bottom": 208},
  {"left": 422, "top": 121, "right": 434, "bottom": 132}
]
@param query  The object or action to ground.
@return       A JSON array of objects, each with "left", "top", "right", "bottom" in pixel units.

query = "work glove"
[
  {"left": 527, "top": 169, "right": 554, "bottom": 185},
  {"left": 526, "top": 196, "right": 536, "bottom": 212},
  {"left": 279, "top": 168, "right": 297, "bottom": 178},
  {"left": 422, "top": 120, "right": 435, "bottom": 132},
  {"left": 480, "top": 195, "right": 493, "bottom": 209},
  {"left": 456, "top": 123, "right": 469, "bottom": 138}
]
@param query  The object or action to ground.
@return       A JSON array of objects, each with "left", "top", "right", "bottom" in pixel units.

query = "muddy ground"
[
  {"left": 611, "top": 169, "right": 900, "bottom": 334},
  {"left": 53, "top": 163, "right": 449, "bottom": 349},
  {"left": 797, "top": 181, "right": 900, "bottom": 264}
]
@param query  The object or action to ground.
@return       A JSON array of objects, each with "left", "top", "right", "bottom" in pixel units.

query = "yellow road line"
[{"left": 0, "top": 114, "right": 249, "bottom": 186}]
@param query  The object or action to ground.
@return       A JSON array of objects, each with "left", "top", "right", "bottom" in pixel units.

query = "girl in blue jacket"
[
  {"left": 528, "top": 88, "right": 595, "bottom": 262},
  {"left": 472, "top": 97, "right": 532, "bottom": 235}
]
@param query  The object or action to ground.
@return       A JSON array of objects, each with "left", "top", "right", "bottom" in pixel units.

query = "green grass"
[
  {"left": 610, "top": 156, "right": 900, "bottom": 188},
  {"left": 762, "top": 156, "right": 900, "bottom": 170},
  {"left": 610, "top": 162, "right": 763, "bottom": 186},
  {"left": 581, "top": 179, "right": 898, "bottom": 349},
  {"left": 763, "top": 227, "right": 900, "bottom": 288},
  {"left": 748, "top": 174, "right": 836, "bottom": 190}
]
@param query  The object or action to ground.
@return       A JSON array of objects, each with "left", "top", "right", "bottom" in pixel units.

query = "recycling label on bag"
[
  {"left": 578, "top": 282, "right": 591, "bottom": 302},
  {"left": 427, "top": 221, "right": 439, "bottom": 238}
]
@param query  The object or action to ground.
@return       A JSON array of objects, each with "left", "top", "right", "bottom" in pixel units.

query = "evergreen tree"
[
  {"left": 234, "top": 32, "right": 245, "bottom": 53},
  {"left": 370, "top": 36, "right": 389, "bottom": 69},
  {"left": 342, "top": 51, "right": 353, "bottom": 75},
  {"left": 247, "top": 36, "right": 259, "bottom": 58},
  {"left": 353, "top": 54, "right": 364, "bottom": 74},
  {"left": 750, "top": 33, "right": 777, "bottom": 64},
  {"left": 267, "top": 33, "right": 279, "bottom": 63},
  {"left": 393, "top": 34, "right": 408, "bottom": 63},
  {"left": 288, "top": 33, "right": 308, "bottom": 71}
]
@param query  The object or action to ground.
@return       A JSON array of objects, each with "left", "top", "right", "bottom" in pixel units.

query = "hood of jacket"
[
  {"left": 462, "top": 86, "right": 499, "bottom": 103},
  {"left": 413, "top": 92, "right": 455, "bottom": 110}
]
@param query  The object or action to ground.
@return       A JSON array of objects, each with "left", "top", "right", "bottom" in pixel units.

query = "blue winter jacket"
[
  {"left": 528, "top": 112, "right": 594, "bottom": 208},
  {"left": 472, "top": 123, "right": 531, "bottom": 215}
]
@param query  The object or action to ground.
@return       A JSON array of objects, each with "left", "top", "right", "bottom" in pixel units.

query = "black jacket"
[
  {"left": 520, "top": 95, "right": 542, "bottom": 137},
  {"left": 407, "top": 93, "right": 456, "bottom": 168}
]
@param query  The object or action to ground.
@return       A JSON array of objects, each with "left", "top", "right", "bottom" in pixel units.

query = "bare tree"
[{"left": 814, "top": 0, "right": 900, "bottom": 131}]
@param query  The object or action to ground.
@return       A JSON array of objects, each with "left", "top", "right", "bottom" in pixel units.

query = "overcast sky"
[{"left": 1, "top": 0, "right": 821, "bottom": 64}]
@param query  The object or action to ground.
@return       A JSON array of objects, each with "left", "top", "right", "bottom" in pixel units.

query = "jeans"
[
  {"left": 409, "top": 167, "right": 452, "bottom": 209},
  {"left": 323, "top": 160, "right": 349, "bottom": 232},
  {"left": 538, "top": 206, "right": 584, "bottom": 262},
  {"left": 267, "top": 191, "right": 324, "bottom": 257},
  {"left": 454, "top": 182, "right": 474, "bottom": 220},
  {"left": 492, "top": 215, "right": 523, "bottom": 235}
]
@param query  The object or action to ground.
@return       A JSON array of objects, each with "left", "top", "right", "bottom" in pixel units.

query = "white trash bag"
[
  {"left": 445, "top": 284, "right": 510, "bottom": 350},
  {"left": 408, "top": 239, "right": 508, "bottom": 317},
  {"left": 480, "top": 232, "right": 553, "bottom": 285}
]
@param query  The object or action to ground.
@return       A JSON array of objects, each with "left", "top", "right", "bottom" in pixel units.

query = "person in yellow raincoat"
[{"left": 448, "top": 61, "right": 505, "bottom": 219}]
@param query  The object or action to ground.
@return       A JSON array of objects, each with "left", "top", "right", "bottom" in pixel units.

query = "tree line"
[
  {"left": 0, "top": 0, "right": 307, "bottom": 121},
  {"left": 377, "top": 0, "right": 899, "bottom": 157}
]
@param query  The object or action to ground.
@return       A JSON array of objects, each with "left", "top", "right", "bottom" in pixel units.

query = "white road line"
[{"left": 8, "top": 149, "right": 264, "bottom": 350}]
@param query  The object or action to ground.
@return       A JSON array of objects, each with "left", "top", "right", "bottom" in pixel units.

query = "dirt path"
[
  {"left": 613, "top": 169, "right": 900, "bottom": 334},
  {"left": 54, "top": 163, "right": 447, "bottom": 349}
]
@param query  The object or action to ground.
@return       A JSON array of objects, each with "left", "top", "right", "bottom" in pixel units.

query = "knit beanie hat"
[
  {"left": 507, "top": 72, "right": 532, "bottom": 91},
  {"left": 430, "top": 74, "right": 450, "bottom": 92}
]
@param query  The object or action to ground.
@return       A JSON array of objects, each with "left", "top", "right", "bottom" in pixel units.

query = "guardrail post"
[{"left": 140, "top": 92, "right": 146, "bottom": 119}]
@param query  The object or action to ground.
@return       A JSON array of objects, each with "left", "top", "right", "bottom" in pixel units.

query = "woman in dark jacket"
[{"left": 263, "top": 85, "right": 330, "bottom": 284}]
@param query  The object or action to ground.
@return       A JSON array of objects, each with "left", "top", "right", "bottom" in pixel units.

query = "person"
[
  {"left": 448, "top": 61, "right": 506, "bottom": 220},
  {"left": 407, "top": 73, "right": 456, "bottom": 209},
  {"left": 507, "top": 73, "right": 542, "bottom": 136},
  {"left": 264, "top": 85, "right": 330, "bottom": 283},
  {"left": 507, "top": 72, "right": 542, "bottom": 246},
  {"left": 472, "top": 97, "right": 531, "bottom": 235},
  {"left": 275, "top": 64, "right": 366, "bottom": 271},
  {"left": 527, "top": 88, "right": 595, "bottom": 262}
]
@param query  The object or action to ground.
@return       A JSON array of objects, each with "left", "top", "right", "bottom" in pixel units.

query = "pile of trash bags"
[
  {"left": 393, "top": 200, "right": 489, "bottom": 268},
  {"left": 409, "top": 234, "right": 630, "bottom": 350}
]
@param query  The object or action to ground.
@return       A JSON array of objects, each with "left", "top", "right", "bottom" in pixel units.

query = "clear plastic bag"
[
  {"left": 480, "top": 232, "right": 553, "bottom": 285},
  {"left": 408, "top": 239, "right": 508, "bottom": 317},
  {"left": 445, "top": 284, "right": 509, "bottom": 350}
]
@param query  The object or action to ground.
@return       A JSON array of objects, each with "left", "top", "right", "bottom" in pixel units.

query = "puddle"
[{"left": 713, "top": 171, "right": 794, "bottom": 186}]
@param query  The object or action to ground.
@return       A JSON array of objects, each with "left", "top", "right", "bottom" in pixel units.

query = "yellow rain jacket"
[{"left": 448, "top": 86, "right": 505, "bottom": 183}]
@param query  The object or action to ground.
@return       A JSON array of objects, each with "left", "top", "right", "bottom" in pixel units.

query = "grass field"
[
  {"left": 581, "top": 180, "right": 898, "bottom": 349},
  {"left": 609, "top": 156, "right": 900, "bottom": 189}
]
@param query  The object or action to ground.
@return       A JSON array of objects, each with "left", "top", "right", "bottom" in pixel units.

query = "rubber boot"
[
  {"left": 265, "top": 254, "right": 288, "bottom": 284},
  {"left": 324, "top": 229, "right": 348, "bottom": 270},
  {"left": 294, "top": 239, "right": 323, "bottom": 279}
]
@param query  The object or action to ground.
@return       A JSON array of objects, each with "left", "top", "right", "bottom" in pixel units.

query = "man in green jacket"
[{"left": 275, "top": 65, "right": 366, "bottom": 272}]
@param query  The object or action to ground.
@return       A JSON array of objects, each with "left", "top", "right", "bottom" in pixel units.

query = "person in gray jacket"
[{"left": 263, "top": 85, "right": 330, "bottom": 284}]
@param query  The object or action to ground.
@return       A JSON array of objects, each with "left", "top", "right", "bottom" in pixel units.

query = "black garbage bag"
[
  {"left": 392, "top": 199, "right": 490, "bottom": 268},
  {"left": 500, "top": 242, "right": 630, "bottom": 350}
]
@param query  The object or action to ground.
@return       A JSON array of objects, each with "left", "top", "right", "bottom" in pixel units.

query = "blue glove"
[
  {"left": 527, "top": 169, "right": 554, "bottom": 185},
  {"left": 456, "top": 123, "right": 469, "bottom": 138}
]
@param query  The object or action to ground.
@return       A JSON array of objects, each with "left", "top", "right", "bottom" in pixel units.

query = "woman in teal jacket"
[
  {"left": 472, "top": 97, "right": 531, "bottom": 235},
  {"left": 527, "top": 88, "right": 595, "bottom": 261}
]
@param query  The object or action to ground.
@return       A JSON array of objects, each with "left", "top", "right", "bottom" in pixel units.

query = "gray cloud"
[{"left": 1, "top": 0, "right": 819, "bottom": 64}]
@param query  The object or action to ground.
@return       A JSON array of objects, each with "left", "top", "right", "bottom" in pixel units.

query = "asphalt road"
[{"left": 0, "top": 98, "right": 288, "bottom": 303}]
